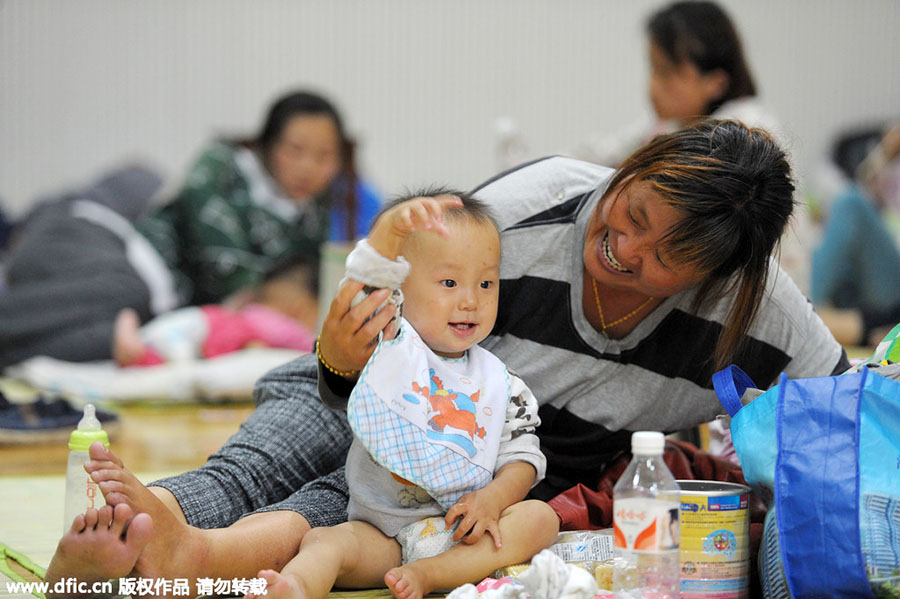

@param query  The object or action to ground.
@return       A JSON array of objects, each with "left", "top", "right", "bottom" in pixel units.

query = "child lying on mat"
[
  {"left": 250, "top": 190, "right": 558, "bottom": 599},
  {"left": 113, "top": 257, "right": 319, "bottom": 366}
]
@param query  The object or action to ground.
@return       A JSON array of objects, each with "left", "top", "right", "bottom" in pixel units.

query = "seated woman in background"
[
  {"left": 813, "top": 125, "right": 900, "bottom": 347},
  {"left": 571, "top": 0, "right": 779, "bottom": 167},
  {"left": 140, "top": 90, "right": 381, "bottom": 306},
  {"left": 0, "top": 90, "right": 380, "bottom": 369},
  {"left": 502, "top": 2, "right": 809, "bottom": 290}
]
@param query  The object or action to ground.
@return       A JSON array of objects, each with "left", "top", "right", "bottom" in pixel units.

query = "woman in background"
[
  {"left": 574, "top": 1, "right": 778, "bottom": 166},
  {"left": 0, "top": 90, "right": 380, "bottom": 368},
  {"left": 140, "top": 90, "right": 381, "bottom": 306},
  {"left": 813, "top": 125, "right": 900, "bottom": 346}
]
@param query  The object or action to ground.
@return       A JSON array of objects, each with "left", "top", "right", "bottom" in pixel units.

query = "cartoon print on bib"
[
  {"left": 348, "top": 318, "right": 510, "bottom": 510},
  {"left": 403, "top": 368, "right": 488, "bottom": 458}
]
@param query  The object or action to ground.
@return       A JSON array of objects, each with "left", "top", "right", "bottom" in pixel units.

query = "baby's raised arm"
[
  {"left": 367, "top": 194, "right": 462, "bottom": 260},
  {"left": 317, "top": 194, "right": 462, "bottom": 377}
]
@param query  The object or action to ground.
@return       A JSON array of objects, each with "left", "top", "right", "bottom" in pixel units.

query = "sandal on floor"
[{"left": 0, "top": 391, "right": 119, "bottom": 445}]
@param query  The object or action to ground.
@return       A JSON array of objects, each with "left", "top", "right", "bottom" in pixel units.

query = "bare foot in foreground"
[
  {"left": 247, "top": 569, "right": 303, "bottom": 599},
  {"left": 45, "top": 503, "right": 152, "bottom": 598},
  {"left": 112, "top": 308, "right": 146, "bottom": 366},
  {"left": 83, "top": 442, "right": 210, "bottom": 581},
  {"left": 385, "top": 564, "right": 432, "bottom": 599}
]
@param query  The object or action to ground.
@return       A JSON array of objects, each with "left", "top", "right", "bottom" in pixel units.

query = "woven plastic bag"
[{"left": 713, "top": 330, "right": 900, "bottom": 598}]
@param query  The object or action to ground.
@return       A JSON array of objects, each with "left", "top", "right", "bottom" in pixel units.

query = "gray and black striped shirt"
[{"left": 473, "top": 156, "right": 848, "bottom": 500}]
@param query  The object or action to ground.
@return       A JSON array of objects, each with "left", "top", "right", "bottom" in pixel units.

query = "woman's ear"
[{"left": 702, "top": 68, "right": 730, "bottom": 104}]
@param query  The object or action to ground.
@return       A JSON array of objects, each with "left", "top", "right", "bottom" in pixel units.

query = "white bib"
[{"left": 347, "top": 318, "right": 510, "bottom": 509}]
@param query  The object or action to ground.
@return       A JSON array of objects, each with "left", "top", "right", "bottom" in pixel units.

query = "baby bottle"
[{"left": 63, "top": 404, "right": 109, "bottom": 532}]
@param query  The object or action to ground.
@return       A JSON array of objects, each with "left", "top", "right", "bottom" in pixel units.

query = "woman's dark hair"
[
  {"left": 608, "top": 119, "right": 795, "bottom": 370},
  {"left": 648, "top": 1, "right": 756, "bottom": 115},
  {"left": 251, "top": 90, "right": 360, "bottom": 240}
]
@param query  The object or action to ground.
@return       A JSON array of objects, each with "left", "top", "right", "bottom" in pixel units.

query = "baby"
[
  {"left": 252, "top": 189, "right": 559, "bottom": 599},
  {"left": 113, "top": 257, "right": 318, "bottom": 366}
]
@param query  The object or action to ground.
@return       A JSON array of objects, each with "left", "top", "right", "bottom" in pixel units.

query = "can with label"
[{"left": 678, "top": 480, "right": 751, "bottom": 599}]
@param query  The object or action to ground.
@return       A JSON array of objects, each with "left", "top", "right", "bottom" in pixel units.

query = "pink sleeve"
[
  {"left": 237, "top": 303, "right": 316, "bottom": 353},
  {"left": 200, "top": 305, "right": 256, "bottom": 358}
]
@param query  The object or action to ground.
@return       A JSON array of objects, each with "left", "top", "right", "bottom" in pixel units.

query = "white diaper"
[{"left": 396, "top": 516, "right": 459, "bottom": 564}]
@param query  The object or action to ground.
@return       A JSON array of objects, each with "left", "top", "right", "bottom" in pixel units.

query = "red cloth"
[
  {"left": 547, "top": 439, "right": 765, "bottom": 598},
  {"left": 132, "top": 346, "right": 165, "bottom": 366}
]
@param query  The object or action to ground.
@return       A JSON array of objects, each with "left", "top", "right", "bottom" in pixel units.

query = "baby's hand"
[
  {"left": 444, "top": 487, "right": 504, "bottom": 548},
  {"left": 368, "top": 195, "right": 462, "bottom": 260}
]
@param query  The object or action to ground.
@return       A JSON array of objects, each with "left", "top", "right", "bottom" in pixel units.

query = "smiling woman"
[
  {"left": 584, "top": 121, "right": 796, "bottom": 369},
  {"left": 585, "top": 180, "right": 698, "bottom": 295}
]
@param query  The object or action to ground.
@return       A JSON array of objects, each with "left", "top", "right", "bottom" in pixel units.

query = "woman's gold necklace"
[{"left": 591, "top": 278, "right": 654, "bottom": 333}]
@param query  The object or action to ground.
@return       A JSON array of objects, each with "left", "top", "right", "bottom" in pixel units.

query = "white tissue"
[
  {"left": 446, "top": 550, "right": 599, "bottom": 599},
  {"left": 518, "top": 550, "right": 599, "bottom": 599},
  {"left": 447, "top": 582, "right": 531, "bottom": 599}
]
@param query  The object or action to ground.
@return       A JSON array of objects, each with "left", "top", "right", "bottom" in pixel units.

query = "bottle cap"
[
  {"left": 631, "top": 431, "right": 665, "bottom": 455},
  {"left": 68, "top": 404, "right": 110, "bottom": 451}
]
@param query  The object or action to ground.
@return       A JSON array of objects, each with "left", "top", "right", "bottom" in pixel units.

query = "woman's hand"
[
  {"left": 317, "top": 279, "right": 398, "bottom": 375},
  {"left": 444, "top": 486, "right": 505, "bottom": 549}
]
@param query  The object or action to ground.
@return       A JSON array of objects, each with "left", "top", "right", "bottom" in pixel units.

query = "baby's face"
[{"left": 401, "top": 218, "right": 500, "bottom": 359}]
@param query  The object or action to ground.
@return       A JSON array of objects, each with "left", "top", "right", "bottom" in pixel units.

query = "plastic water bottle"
[
  {"left": 612, "top": 431, "right": 681, "bottom": 598},
  {"left": 63, "top": 404, "right": 109, "bottom": 532}
]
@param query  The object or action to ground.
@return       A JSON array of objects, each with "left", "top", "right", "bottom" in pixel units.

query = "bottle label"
[
  {"left": 86, "top": 476, "right": 99, "bottom": 509},
  {"left": 614, "top": 496, "right": 679, "bottom": 552}
]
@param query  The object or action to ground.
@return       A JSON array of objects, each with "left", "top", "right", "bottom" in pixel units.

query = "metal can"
[{"left": 678, "top": 480, "right": 751, "bottom": 599}]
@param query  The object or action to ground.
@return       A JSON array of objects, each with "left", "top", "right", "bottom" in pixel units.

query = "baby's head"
[
  {"left": 256, "top": 256, "right": 319, "bottom": 331},
  {"left": 396, "top": 187, "right": 500, "bottom": 359}
]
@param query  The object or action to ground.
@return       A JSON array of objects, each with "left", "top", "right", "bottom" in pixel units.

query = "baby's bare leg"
[
  {"left": 385, "top": 501, "right": 559, "bottom": 599},
  {"left": 256, "top": 521, "right": 402, "bottom": 599}
]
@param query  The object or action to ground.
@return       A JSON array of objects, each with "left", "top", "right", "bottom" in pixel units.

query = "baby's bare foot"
[
  {"left": 112, "top": 308, "right": 147, "bottom": 366},
  {"left": 247, "top": 569, "right": 305, "bottom": 599},
  {"left": 385, "top": 564, "right": 432, "bottom": 599}
]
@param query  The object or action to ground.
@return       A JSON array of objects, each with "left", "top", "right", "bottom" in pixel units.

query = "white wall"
[{"left": 2, "top": 0, "right": 898, "bottom": 215}]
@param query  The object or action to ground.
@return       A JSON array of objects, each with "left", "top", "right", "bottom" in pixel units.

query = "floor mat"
[
  {"left": 0, "top": 475, "right": 405, "bottom": 598},
  {"left": 4, "top": 350, "right": 303, "bottom": 404},
  {"left": 0, "top": 476, "right": 64, "bottom": 575}
]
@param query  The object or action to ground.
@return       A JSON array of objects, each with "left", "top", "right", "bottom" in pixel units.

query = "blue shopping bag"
[{"left": 714, "top": 361, "right": 900, "bottom": 599}]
